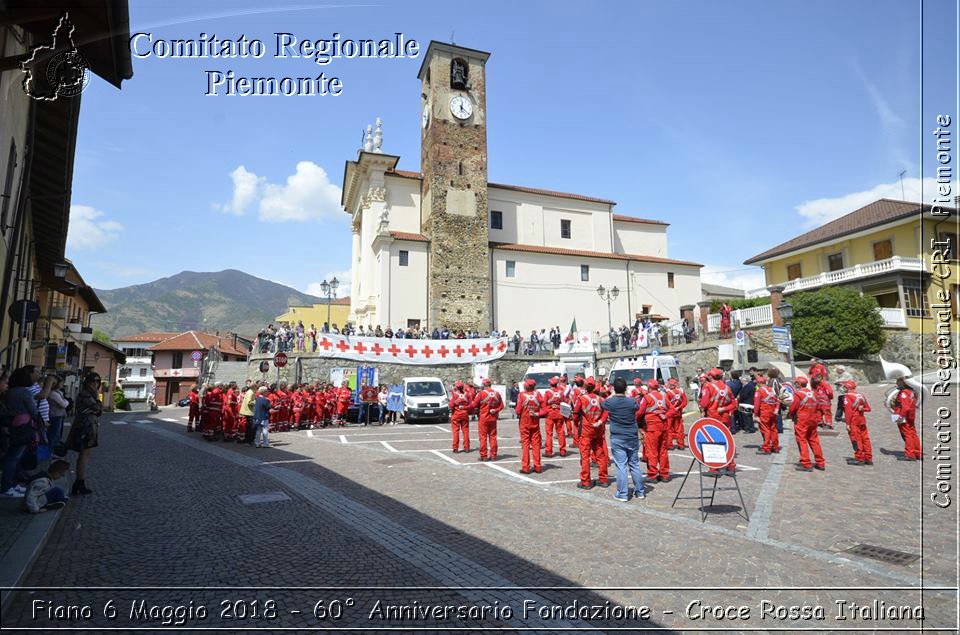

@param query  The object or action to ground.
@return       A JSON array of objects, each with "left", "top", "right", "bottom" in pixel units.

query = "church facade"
[{"left": 342, "top": 41, "right": 702, "bottom": 335}]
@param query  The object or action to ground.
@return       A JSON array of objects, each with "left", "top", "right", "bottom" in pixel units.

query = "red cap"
[
  {"left": 454, "top": 380, "right": 464, "bottom": 389},
  {"left": 549, "top": 376, "right": 559, "bottom": 386},
  {"left": 524, "top": 378, "right": 537, "bottom": 389},
  {"left": 756, "top": 376, "right": 767, "bottom": 385},
  {"left": 795, "top": 377, "right": 808, "bottom": 387},
  {"left": 584, "top": 377, "right": 597, "bottom": 390},
  {"left": 843, "top": 380, "right": 857, "bottom": 390},
  {"left": 647, "top": 379, "right": 659, "bottom": 390},
  {"left": 667, "top": 377, "right": 679, "bottom": 385},
  {"left": 633, "top": 378, "right": 642, "bottom": 385},
  {"left": 482, "top": 378, "right": 492, "bottom": 386},
  {"left": 709, "top": 368, "right": 724, "bottom": 379}
]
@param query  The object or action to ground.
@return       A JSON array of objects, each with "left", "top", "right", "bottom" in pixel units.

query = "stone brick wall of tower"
[{"left": 420, "top": 51, "right": 492, "bottom": 333}]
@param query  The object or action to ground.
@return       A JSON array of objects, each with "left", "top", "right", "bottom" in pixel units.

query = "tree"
[
  {"left": 789, "top": 287, "right": 885, "bottom": 358},
  {"left": 93, "top": 329, "right": 113, "bottom": 346}
]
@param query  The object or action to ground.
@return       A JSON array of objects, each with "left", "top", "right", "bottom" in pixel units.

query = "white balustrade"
[{"left": 781, "top": 257, "right": 924, "bottom": 293}]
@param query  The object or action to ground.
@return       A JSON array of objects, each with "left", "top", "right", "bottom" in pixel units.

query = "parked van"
[
  {"left": 607, "top": 355, "right": 679, "bottom": 386},
  {"left": 401, "top": 376, "right": 450, "bottom": 423}
]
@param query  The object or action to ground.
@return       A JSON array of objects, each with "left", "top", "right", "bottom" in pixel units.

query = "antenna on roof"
[{"left": 898, "top": 169, "right": 907, "bottom": 200}]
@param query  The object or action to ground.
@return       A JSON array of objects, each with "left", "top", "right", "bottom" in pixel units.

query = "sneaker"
[
  {"left": 634, "top": 492, "right": 645, "bottom": 500},
  {"left": 596, "top": 481, "right": 610, "bottom": 488},
  {"left": 14, "top": 484, "right": 26, "bottom": 493},
  {"left": 814, "top": 465, "right": 825, "bottom": 471},
  {"left": 795, "top": 465, "right": 813, "bottom": 472},
  {"left": 576, "top": 482, "right": 594, "bottom": 490},
  {"left": 44, "top": 501, "right": 66, "bottom": 511},
  {"left": 613, "top": 494, "right": 629, "bottom": 502},
  {"left": 2, "top": 487, "right": 24, "bottom": 498}
]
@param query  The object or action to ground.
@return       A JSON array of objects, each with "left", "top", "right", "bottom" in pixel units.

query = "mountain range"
[{"left": 90, "top": 269, "right": 324, "bottom": 338}]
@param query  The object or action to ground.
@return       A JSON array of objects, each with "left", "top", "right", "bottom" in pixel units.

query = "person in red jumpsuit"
[
  {"left": 464, "top": 382, "right": 477, "bottom": 422},
  {"left": 637, "top": 379, "right": 674, "bottom": 481},
  {"left": 515, "top": 379, "right": 546, "bottom": 474},
  {"left": 665, "top": 377, "right": 688, "bottom": 450},
  {"left": 719, "top": 302, "right": 733, "bottom": 339},
  {"left": 698, "top": 368, "right": 739, "bottom": 472},
  {"left": 752, "top": 376, "right": 781, "bottom": 454},
  {"left": 574, "top": 378, "right": 609, "bottom": 488},
  {"left": 325, "top": 385, "right": 337, "bottom": 424},
  {"left": 291, "top": 386, "right": 305, "bottom": 428},
  {"left": 449, "top": 381, "right": 472, "bottom": 453},
  {"left": 843, "top": 380, "right": 873, "bottom": 465},
  {"left": 470, "top": 378, "right": 503, "bottom": 461},
  {"left": 808, "top": 358, "right": 828, "bottom": 382},
  {"left": 201, "top": 384, "right": 224, "bottom": 441},
  {"left": 892, "top": 377, "right": 921, "bottom": 460},
  {"left": 301, "top": 386, "right": 315, "bottom": 427},
  {"left": 543, "top": 376, "right": 568, "bottom": 457},
  {"left": 788, "top": 377, "right": 825, "bottom": 471},
  {"left": 811, "top": 375, "right": 834, "bottom": 428},
  {"left": 558, "top": 375, "right": 572, "bottom": 443},
  {"left": 266, "top": 385, "right": 280, "bottom": 431},
  {"left": 313, "top": 386, "right": 326, "bottom": 427},
  {"left": 335, "top": 381, "right": 352, "bottom": 426},
  {"left": 628, "top": 378, "right": 644, "bottom": 399},
  {"left": 567, "top": 376, "right": 585, "bottom": 443},
  {"left": 187, "top": 387, "right": 200, "bottom": 432},
  {"left": 222, "top": 383, "right": 237, "bottom": 441}
]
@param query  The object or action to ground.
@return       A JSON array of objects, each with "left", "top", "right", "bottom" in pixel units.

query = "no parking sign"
[{"left": 688, "top": 417, "right": 736, "bottom": 468}]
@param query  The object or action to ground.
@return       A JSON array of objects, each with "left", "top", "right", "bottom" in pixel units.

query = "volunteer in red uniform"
[
  {"left": 629, "top": 378, "right": 644, "bottom": 399},
  {"left": 699, "top": 368, "right": 739, "bottom": 472},
  {"left": 335, "top": 381, "right": 352, "bottom": 426},
  {"left": 574, "top": 378, "right": 609, "bottom": 488},
  {"left": 788, "top": 377, "right": 825, "bottom": 471},
  {"left": 313, "top": 386, "right": 327, "bottom": 427},
  {"left": 515, "top": 378, "right": 545, "bottom": 473},
  {"left": 812, "top": 376, "right": 834, "bottom": 428},
  {"left": 558, "top": 375, "right": 572, "bottom": 443},
  {"left": 450, "top": 381, "right": 472, "bottom": 453},
  {"left": 892, "top": 377, "right": 921, "bottom": 460},
  {"left": 222, "top": 383, "right": 238, "bottom": 441},
  {"left": 637, "top": 379, "right": 674, "bottom": 481},
  {"left": 752, "top": 376, "right": 781, "bottom": 454},
  {"left": 464, "top": 382, "right": 477, "bottom": 422},
  {"left": 568, "top": 376, "right": 586, "bottom": 443},
  {"left": 471, "top": 378, "right": 503, "bottom": 461},
  {"left": 665, "top": 378, "right": 688, "bottom": 450},
  {"left": 187, "top": 387, "right": 200, "bottom": 432},
  {"left": 843, "top": 380, "right": 873, "bottom": 465},
  {"left": 201, "top": 383, "right": 224, "bottom": 441},
  {"left": 543, "top": 376, "right": 568, "bottom": 457},
  {"left": 808, "top": 358, "right": 828, "bottom": 381}
]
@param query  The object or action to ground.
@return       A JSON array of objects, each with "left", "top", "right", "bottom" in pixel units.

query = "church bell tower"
[{"left": 418, "top": 42, "right": 491, "bottom": 332}]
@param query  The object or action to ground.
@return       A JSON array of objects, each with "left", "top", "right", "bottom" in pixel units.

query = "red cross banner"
[{"left": 314, "top": 334, "right": 510, "bottom": 366}]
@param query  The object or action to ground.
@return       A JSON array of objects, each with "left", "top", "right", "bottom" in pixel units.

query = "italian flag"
[{"left": 564, "top": 319, "right": 577, "bottom": 342}]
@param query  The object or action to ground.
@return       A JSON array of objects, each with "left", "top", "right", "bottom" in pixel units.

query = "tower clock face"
[
  {"left": 421, "top": 103, "right": 430, "bottom": 129},
  {"left": 449, "top": 95, "right": 473, "bottom": 120}
]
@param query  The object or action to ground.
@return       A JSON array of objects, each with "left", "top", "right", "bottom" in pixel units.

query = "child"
[
  {"left": 253, "top": 387, "right": 272, "bottom": 448},
  {"left": 24, "top": 460, "right": 70, "bottom": 513}
]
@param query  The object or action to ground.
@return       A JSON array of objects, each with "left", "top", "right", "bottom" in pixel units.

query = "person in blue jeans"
[
  {"left": 601, "top": 377, "right": 645, "bottom": 501},
  {"left": 253, "top": 387, "right": 272, "bottom": 448}
]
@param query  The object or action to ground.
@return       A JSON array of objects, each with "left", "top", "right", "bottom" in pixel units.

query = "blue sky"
[{"left": 66, "top": 0, "right": 957, "bottom": 295}]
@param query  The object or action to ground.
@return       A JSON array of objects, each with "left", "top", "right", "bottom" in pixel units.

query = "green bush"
[
  {"left": 789, "top": 287, "right": 885, "bottom": 358},
  {"left": 113, "top": 385, "right": 129, "bottom": 411},
  {"left": 709, "top": 297, "right": 771, "bottom": 313}
]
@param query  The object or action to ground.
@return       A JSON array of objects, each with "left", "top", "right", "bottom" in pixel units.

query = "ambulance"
[
  {"left": 606, "top": 355, "right": 680, "bottom": 386},
  {"left": 522, "top": 360, "right": 593, "bottom": 397}
]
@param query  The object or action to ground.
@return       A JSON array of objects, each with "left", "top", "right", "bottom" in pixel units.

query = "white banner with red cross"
[{"left": 315, "top": 334, "right": 510, "bottom": 365}]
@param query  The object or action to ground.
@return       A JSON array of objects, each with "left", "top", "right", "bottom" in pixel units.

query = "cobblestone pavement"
[{"left": 1, "top": 383, "right": 956, "bottom": 632}]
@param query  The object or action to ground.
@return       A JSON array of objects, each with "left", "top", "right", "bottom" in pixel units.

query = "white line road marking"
[
  {"left": 483, "top": 461, "right": 543, "bottom": 484},
  {"left": 162, "top": 418, "right": 179, "bottom": 422},
  {"left": 381, "top": 441, "right": 399, "bottom": 452},
  {"left": 339, "top": 435, "right": 347, "bottom": 444},
  {"left": 306, "top": 430, "right": 314, "bottom": 437},
  {"left": 113, "top": 420, "right": 129, "bottom": 425},
  {"left": 432, "top": 425, "right": 450, "bottom": 432},
  {"left": 539, "top": 479, "right": 583, "bottom": 485},
  {"left": 430, "top": 449, "right": 462, "bottom": 465},
  {"left": 467, "top": 456, "right": 581, "bottom": 465},
  {"left": 136, "top": 419, "right": 154, "bottom": 424}
]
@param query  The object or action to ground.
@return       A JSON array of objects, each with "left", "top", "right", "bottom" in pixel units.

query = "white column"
[{"left": 348, "top": 227, "right": 361, "bottom": 323}]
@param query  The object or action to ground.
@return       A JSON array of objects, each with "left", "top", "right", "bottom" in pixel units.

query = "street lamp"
[
  {"left": 596, "top": 285, "right": 620, "bottom": 338},
  {"left": 778, "top": 301, "right": 797, "bottom": 380},
  {"left": 320, "top": 277, "right": 339, "bottom": 329}
]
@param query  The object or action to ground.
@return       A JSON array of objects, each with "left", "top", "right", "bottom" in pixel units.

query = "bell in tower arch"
[{"left": 450, "top": 58, "right": 468, "bottom": 89}]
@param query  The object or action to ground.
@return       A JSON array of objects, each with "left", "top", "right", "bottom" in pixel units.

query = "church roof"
[
  {"left": 490, "top": 242, "right": 702, "bottom": 267},
  {"left": 390, "top": 231, "right": 430, "bottom": 242},
  {"left": 612, "top": 214, "right": 669, "bottom": 227}
]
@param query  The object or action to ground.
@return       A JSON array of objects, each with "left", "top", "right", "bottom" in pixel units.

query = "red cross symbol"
[
  {"left": 404, "top": 345, "right": 418, "bottom": 358},
  {"left": 437, "top": 345, "right": 450, "bottom": 359},
  {"left": 496, "top": 341, "right": 506, "bottom": 352},
  {"left": 482, "top": 343, "right": 494, "bottom": 355},
  {"left": 336, "top": 340, "right": 350, "bottom": 353},
  {"left": 319, "top": 338, "right": 332, "bottom": 351},
  {"left": 371, "top": 342, "right": 384, "bottom": 356},
  {"left": 468, "top": 344, "right": 480, "bottom": 356},
  {"left": 453, "top": 345, "right": 465, "bottom": 358},
  {"left": 422, "top": 345, "right": 433, "bottom": 358},
  {"left": 354, "top": 341, "right": 367, "bottom": 355},
  {"left": 387, "top": 344, "right": 401, "bottom": 357}
]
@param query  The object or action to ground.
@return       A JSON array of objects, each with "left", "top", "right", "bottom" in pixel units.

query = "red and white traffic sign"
[
  {"left": 273, "top": 352, "right": 288, "bottom": 368},
  {"left": 687, "top": 417, "right": 736, "bottom": 468},
  {"left": 190, "top": 350, "right": 203, "bottom": 362}
]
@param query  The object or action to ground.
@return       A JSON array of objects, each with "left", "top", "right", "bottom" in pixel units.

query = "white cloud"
[
  {"left": 219, "top": 165, "right": 264, "bottom": 215},
  {"left": 305, "top": 270, "right": 351, "bottom": 298},
  {"left": 795, "top": 177, "right": 938, "bottom": 228},
  {"left": 67, "top": 205, "right": 122, "bottom": 250},
  {"left": 701, "top": 264, "right": 767, "bottom": 294}
]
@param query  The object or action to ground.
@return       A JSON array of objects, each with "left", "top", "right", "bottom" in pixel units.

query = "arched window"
[{"left": 450, "top": 58, "right": 468, "bottom": 89}]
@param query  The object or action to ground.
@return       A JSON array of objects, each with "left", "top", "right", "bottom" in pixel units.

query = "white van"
[
  {"left": 401, "top": 376, "right": 450, "bottom": 423},
  {"left": 607, "top": 355, "right": 679, "bottom": 386},
  {"left": 522, "top": 362, "right": 569, "bottom": 397}
]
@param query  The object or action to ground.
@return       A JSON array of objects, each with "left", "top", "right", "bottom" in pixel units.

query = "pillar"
[
  {"left": 697, "top": 300, "right": 712, "bottom": 338},
  {"left": 768, "top": 285, "right": 785, "bottom": 327}
]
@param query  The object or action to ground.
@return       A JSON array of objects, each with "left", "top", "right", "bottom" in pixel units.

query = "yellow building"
[
  {"left": 275, "top": 297, "right": 352, "bottom": 330},
  {"left": 745, "top": 198, "right": 957, "bottom": 334}
]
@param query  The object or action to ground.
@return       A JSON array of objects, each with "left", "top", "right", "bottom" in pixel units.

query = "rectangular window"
[
  {"left": 939, "top": 232, "right": 958, "bottom": 261},
  {"left": 407, "top": 319, "right": 420, "bottom": 329},
  {"left": 139, "top": 368, "right": 147, "bottom": 377},
  {"left": 1, "top": 141, "right": 17, "bottom": 235},
  {"left": 580, "top": 264, "right": 590, "bottom": 282},
  {"left": 505, "top": 260, "right": 516, "bottom": 277},
  {"left": 786, "top": 263, "right": 802, "bottom": 280},
  {"left": 490, "top": 210, "right": 503, "bottom": 230},
  {"left": 903, "top": 280, "right": 929, "bottom": 318},
  {"left": 826, "top": 252, "right": 844, "bottom": 271},
  {"left": 560, "top": 219, "right": 572, "bottom": 239},
  {"left": 172, "top": 352, "right": 183, "bottom": 368},
  {"left": 667, "top": 272, "right": 675, "bottom": 288},
  {"left": 398, "top": 250, "right": 409, "bottom": 267},
  {"left": 873, "top": 239, "right": 893, "bottom": 261}
]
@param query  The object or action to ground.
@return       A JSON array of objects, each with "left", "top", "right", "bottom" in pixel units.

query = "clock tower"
[{"left": 417, "top": 41, "right": 491, "bottom": 332}]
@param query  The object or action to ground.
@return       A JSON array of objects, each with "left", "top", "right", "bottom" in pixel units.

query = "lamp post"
[
  {"left": 778, "top": 301, "right": 797, "bottom": 380},
  {"left": 319, "top": 277, "right": 340, "bottom": 329},
  {"left": 596, "top": 284, "right": 620, "bottom": 340}
]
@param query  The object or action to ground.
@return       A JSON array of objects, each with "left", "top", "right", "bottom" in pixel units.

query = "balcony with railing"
[
  {"left": 746, "top": 256, "right": 925, "bottom": 296},
  {"left": 707, "top": 304, "right": 774, "bottom": 332}
]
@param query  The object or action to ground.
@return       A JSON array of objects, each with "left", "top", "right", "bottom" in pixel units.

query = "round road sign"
[
  {"left": 735, "top": 330, "right": 746, "bottom": 345},
  {"left": 687, "top": 417, "right": 736, "bottom": 468},
  {"left": 190, "top": 350, "right": 203, "bottom": 362},
  {"left": 258, "top": 361, "right": 270, "bottom": 373},
  {"left": 273, "top": 352, "right": 288, "bottom": 368},
  {"left": 8, "top": 299, "right": 41, "bottom": 324}
]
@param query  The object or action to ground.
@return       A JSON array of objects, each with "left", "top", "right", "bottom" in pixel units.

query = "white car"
[{"left": 402, "top": 376, "right": 450, "bottom": 423}]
